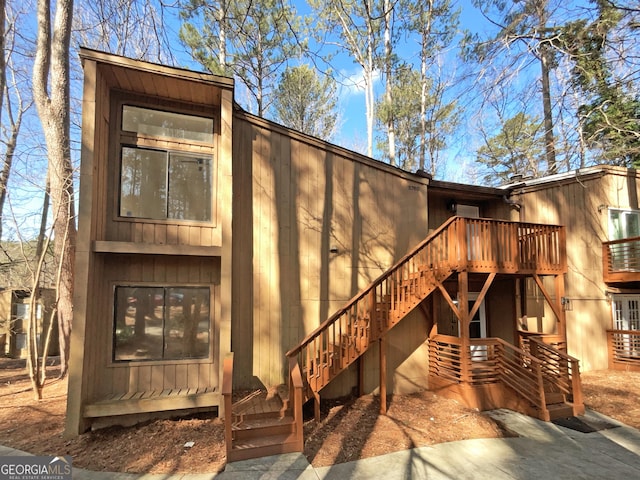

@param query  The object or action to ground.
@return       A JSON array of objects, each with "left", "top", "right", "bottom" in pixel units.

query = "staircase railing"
[
  {"left": 493, "top": 338, "right": 547, "bottom": 415},
  {"left": 529, "top": 336, "right": 584, "bottom": 414},
  {"left": 430, "top": 335, "right": 548, "bottom": 418},
  {"left": 285, "top": 216, "right": 462, "bottom": 398},
  {"left": 287, "top": 357, "right": 305, "bottom": 452},
  {"left": 285, "top": 217, "right": 566, "bottom": 420}
]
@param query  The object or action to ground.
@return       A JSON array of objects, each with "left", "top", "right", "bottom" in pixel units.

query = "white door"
[
  {"left": 612, "top": 294, "right": 640, "bottom": 356},
  {"left": 468, "top": 292, "right": 487, "bottom": 361}
]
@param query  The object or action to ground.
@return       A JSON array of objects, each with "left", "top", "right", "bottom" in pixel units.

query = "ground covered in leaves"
[{"left": 0, "top": 358, "right": 638, "bottom": 475}]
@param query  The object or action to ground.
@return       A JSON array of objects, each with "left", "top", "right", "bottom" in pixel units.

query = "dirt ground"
[{"left": 0, "top": 358, "right": 639, "bottom": 475}]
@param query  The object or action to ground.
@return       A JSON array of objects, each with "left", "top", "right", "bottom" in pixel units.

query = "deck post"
[
  {"left": 379, "top": 335, "right": 387, "bottom": 414},
  {"left": 458, "top": 271, "right": 470, "bottom": 383},
  {"left": 555, "top": 274, "right": 567, "bottom": 343}
]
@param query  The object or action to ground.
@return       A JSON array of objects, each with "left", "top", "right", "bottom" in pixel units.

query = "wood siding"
[
  {"left": 67, "top": 51, "right": 234, "bottom": 434},
  {"left": 514, "top": 167, "right": 640, "bottom": 371},
  {"left": 232, "top": 112, "right": 430, "bottom": 390}
]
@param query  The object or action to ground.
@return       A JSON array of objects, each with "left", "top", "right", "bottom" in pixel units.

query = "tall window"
[
  {"left": 113, "top": 286, "right": 211, "bottom": 362},
  {"left": 118, "top": 105, "right": 215, "bottom": 222}
]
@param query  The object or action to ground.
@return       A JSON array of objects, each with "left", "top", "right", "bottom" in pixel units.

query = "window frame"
[
  {"left": 608, "top": 208, "right": 640, "bottom": 241},
  {"left": 111, "top": 284, "right": 214, "bottom": 365},
  {"left": 113, "top": 96, "right": 218, "bottom": 226}
]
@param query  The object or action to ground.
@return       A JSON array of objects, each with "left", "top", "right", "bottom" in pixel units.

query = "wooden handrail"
[
  {"left": 222, "top": 352, "right": 234, "bottom": 459},
  {"left": 288, "top": 356, "right": 304, "bottom": 451},
  {"left": 286, "top": 217, "right": 566, "bottom": 404},
  {"left": 431, "top": 335, "right": 547, "bottom": 413},
  {"left": 528, "top": 337, "right": 583, "bottom": 412},
  {"left": 285, "top": 216, "right": 460, "bottom": 358}
]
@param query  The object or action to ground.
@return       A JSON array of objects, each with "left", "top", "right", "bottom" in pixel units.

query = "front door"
[
  {"left": 612, "top": 294, "right": 640, "bottom": 356},
  {"left": 468, "top": 292, "right": 487, "bottom": 361}
]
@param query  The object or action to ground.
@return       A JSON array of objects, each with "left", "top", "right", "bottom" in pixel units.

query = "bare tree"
[
  {"left": 32, "top": 0, "right": 76, "bottom": 378},
  {"left": 310, "top": 0, "right": 381, "bottom": 158},
  {"left": 0, "top": 4, "right": 32, "bottom": 242},
  {"left": 73, "top": 0, "right": 175, "bottom": 63}
]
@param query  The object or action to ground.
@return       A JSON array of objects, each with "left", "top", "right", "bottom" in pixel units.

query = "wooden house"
[
  {"left": 68, "top": 49, "right": 640, "bottom": 461},
  {"left": 506, "top": 167, "right": 640, "bottom": 372},
  {"left": 0, "top": 288, "right": 57, "bottom": 358}
]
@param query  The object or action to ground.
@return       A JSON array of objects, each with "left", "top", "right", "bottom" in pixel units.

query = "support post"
[
  {"left": 458, "top": 271, "right": 470, "bottom": 383},
  {"left": 555, "top": 274, "right": 567, "bottom": 344},
  {"left": 379, "top": 336, "right": 387, "bottom": 414}
]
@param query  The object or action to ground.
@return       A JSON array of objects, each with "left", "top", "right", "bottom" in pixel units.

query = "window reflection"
[
  {"left": 122, "top": 105, "right": 214, "bottom": 143},
  {"left": 114, "top": 286, "right": 210, "bottom": 361}
]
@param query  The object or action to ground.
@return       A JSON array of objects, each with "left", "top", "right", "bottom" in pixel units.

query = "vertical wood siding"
[
  {"left": 515, "top": 169, "right": 640, "bottom": 371},
  {"left": 233, "top": 113, "right": 430, "bottom": 388}
]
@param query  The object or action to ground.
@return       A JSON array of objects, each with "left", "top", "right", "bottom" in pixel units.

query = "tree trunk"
[
  {"left": 383, "top": 0, "right": 395, "bottom": 165},
  {"left": 32, "top": 0, "right": 76, "bottom": 378},
  {"left": 540, "top": 44, "right": 557, "bottom": 175}
]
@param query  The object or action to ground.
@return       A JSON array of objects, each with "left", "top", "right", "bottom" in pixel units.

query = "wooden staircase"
[
  {"left": 222, "top": 217, "right": 581, "bottom": 462},
  {"left": 225, "top": 385, "right": 302, "bottom": 462}
]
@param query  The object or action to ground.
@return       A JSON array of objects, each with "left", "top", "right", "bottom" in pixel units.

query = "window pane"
[
  {"left": 168, "top": 154, "right": 212, "bottom": 221},
  {"left": 114, "top": 287, "right": 164, "bottom": 361},
  {"left": 120, "top": 147, "right": 167, "bottom": 219},
  {"left": 164, "top": 288, "right": 210, "bottom": 359},
  {"left": 122, "top": 105, "right": 213, "bottom": 143}
]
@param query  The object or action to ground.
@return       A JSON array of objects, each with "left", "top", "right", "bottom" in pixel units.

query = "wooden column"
[
  {"left": 458, "top": 271, "right": 470, "bottom": 383},
  {"left": 379, "top": 336, "right": 387, "bottom": 414},
  {"left": 555, "top": 274, "right": 567, "bottom": 342}
]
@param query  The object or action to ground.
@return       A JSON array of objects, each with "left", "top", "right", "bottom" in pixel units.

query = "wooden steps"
[{"left": 227, "top": 386, "right": 302, "bottom": 463}]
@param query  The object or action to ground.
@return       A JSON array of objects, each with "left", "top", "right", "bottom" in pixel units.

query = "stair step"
[
  {"left": 545, "top": 391, "right": 565, "bottom": 404},
  {"left": 228, "top": 432, "right": 301, "bottom": 463},
  {"left": 547, "top": 402, "right": 575, "bottom": 420},
  {"left": 233, "top": 415, "right": 296, "bottom": 440}
]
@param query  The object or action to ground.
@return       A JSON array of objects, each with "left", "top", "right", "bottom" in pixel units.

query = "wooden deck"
[
  {"left": 83, "top": 387, "right": 220, "bottom": 417},
  {"left": 428, "top": 334, "right": 583, "bottom": 420}
]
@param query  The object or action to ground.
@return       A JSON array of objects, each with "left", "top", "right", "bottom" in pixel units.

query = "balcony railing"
[
  {"left": 607, "top": 329, "right": 640, "bottom": 371},
  {"left": 602, "top": 236, "right": 640, "bottom": 283}
]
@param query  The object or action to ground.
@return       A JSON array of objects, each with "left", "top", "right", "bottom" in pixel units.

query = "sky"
[{"left": 156, "top": 0, "right": 499, "bottom": 176}]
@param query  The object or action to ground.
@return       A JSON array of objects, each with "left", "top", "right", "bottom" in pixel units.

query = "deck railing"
[
  {"left": 430, "top": 335, "right": 548, "bottom": 415},
  {"left": 286, "top": 217, "right": 566, "bottom": 405},
  {"left": 528, "top": 337, "right": 583, "bottom": 410},
  {"left": 602, "top": 236, "right": 640, "bottom": 283},
  {"left": 607, "top": 329, "right": 640, "bottom": 371},
  {"left": 519, "top": 331, "right": 567, "bottom": 353}
]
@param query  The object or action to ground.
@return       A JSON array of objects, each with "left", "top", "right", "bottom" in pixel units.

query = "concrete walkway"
[{"left": 2, "top": 409, "right": 640, "bottom": 479}]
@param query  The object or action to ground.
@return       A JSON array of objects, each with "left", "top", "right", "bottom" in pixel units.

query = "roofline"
[
  {"left": 233, "top": 107, "right": 431, "bottom": 186},
  {"left": 500, "top": 165, "right": 640, "bottom": 192},
  {"left": 428, "top": 179, "right": 507, "bottom": 198},
  {"left": 78, "top": 47, "right": 234, "bottom": 90}
]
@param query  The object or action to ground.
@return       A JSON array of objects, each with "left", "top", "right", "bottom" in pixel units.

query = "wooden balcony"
[
  {"left": 607, "top": 329, "right": 640, "bottom": 372},
  {"left": 602, "top": 236, "right": 640, "bottom": 283}
]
